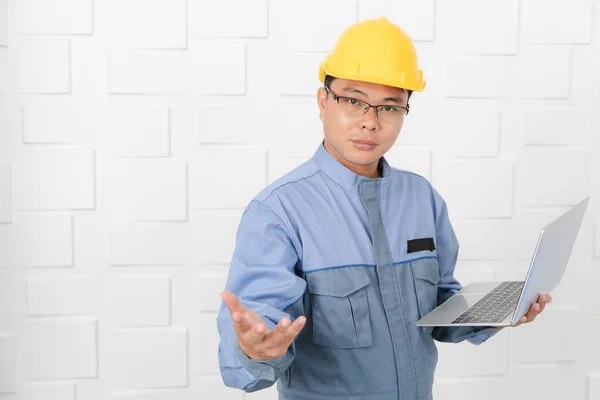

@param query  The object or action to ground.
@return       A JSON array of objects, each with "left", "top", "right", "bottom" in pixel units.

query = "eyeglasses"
[{"left": 324, "top": 84, "right": 410, "bottom": 123}]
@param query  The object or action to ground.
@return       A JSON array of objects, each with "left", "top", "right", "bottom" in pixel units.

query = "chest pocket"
[
  {"left": 306, "top": 267, "right": 373, "bottom": 349},
  {"left": 410, "top": 257, "right": 440, "bottom": 334}
]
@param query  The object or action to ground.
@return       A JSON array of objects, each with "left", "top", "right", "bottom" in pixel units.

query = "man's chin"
[
  {"left": 346, "top": 147, "right": 381, "bottom": 162},
  {"left": 345, "top": 154, "right": 381, "bottom": 168}
]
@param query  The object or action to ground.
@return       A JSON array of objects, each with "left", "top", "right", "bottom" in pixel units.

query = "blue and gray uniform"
[{"left": 216, "top": 140, "right": 501, "bottom": 400}]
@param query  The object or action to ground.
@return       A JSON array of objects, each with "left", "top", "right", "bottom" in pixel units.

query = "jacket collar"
[{"left": 311, "top": 139, "right": 392, "bottom": 194}]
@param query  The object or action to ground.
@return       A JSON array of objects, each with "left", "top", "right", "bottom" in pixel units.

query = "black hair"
[{"left": 323, "top": 74, "right": 413, "bottom": 102}]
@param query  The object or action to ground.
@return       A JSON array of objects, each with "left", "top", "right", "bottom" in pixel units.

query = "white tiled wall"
[{"left": 0, "top": 1, "right": 599, "bottom": 399}]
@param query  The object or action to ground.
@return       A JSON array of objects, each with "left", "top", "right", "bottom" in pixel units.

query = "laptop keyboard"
[{"left": 451, "top": 281, "right": 525, "bottom": 324}]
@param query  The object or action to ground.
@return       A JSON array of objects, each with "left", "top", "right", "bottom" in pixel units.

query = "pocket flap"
[
  {"left": 306, "top": 267, "right": 371, "bottom": 297},
  {"left": 410, "top": 257, "right": 440, "bottom": 285}
]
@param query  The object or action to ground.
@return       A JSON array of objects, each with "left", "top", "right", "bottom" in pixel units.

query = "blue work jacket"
[{"left": 216, "top": 140, "right": 502, "bottom": 400}]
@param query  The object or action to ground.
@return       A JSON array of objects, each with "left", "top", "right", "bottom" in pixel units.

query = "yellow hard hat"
[{"left": 319, "top": 17, "right": 426, "bottom": 92}]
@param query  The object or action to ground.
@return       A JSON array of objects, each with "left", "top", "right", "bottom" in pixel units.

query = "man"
[{"left": 216, "top": 17, "right": 551, "bottom": 400}]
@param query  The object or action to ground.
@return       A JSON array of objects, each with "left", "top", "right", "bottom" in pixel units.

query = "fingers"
[
  {"left": 287, "top": 316, "right": 307, "bottom": 338},
  {"left": 269, "top": 316, "right": 306, "bottom": 347},
  {"left": 541, "top": 294, "right": 552, "bottom": 304},
  {"left": 536, "top": 295, "right": 548, "bottom": 313},
  {"left": 528, "top": 294, "right": 551, "bottom": 322},
  {"left": 221, "top": 291, "right": 245, "bottom": 316},
  {"left": 526, "top": 304, "right": 540, "bottom": 322},
  {"left": 269, "top": 316, "right": 306, "bottom": 342},
  {"left": 514, "top": 293, "right": 553, "bottom": 327},
  {"left": 244, "top": 321, "right": 270, "bottom": 345},
  {"left": 221, "top": 291, "right": 264, "bottom": 335},
  {"left": 221, "top": 291, "right": 248, "bottom": 331},
  {"left": 269, "top": 317, "right": 292, "bottom": 347}
]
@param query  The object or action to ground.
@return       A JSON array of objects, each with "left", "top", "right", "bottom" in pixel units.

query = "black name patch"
[{"left": 407, "top": 237, "right": 435, "bottom": 253}]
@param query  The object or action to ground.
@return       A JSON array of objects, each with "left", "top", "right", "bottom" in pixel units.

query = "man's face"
[{"left": 316, "top": 78, "right": 409, "bottom": 176}]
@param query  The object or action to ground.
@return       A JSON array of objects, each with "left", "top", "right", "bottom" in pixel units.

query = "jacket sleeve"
[
  {"left": 216, "top": 199, "right": 307, "bottom": 392},
  {"left": 429, "top": 187, "right": 503, "bottom": 345}
]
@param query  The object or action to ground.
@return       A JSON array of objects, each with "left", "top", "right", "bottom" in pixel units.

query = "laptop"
[{"left": 416, "top": 196, "right": 590, "bottom": 327}]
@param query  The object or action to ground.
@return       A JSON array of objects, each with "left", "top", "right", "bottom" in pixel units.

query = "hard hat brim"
[{"left": 319, "top": 63, "right": 426, "bottom": 92}]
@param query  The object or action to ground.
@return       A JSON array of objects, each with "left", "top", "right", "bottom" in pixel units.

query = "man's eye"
[
  {"left": 382, "top": 105, "right": 399, "bottom": 113},
  {"left": 346, "top": 98, "right": 359, "bottom": 105}
]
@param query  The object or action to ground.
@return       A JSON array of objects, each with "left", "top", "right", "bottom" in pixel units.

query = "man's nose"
[{"left": 361, "top": 106, "right": 379, "bottom": 130}]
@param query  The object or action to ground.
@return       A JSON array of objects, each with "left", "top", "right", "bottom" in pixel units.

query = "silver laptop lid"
[{"left": 511, "top": 196, "right": 590, "bottom": 324}]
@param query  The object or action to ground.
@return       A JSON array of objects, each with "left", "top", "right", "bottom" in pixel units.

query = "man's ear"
[{"left": 317, "top": 87, "right": 327, "bottom": 122}]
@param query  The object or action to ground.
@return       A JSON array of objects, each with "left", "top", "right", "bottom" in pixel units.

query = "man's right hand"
[{"left": 221, "top": 290, "right": 307, "bottom": 361}]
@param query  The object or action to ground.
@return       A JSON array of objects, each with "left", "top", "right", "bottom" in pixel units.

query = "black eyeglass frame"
[{"left": 324, "top": 84, "right": 410, "bottom": 116}]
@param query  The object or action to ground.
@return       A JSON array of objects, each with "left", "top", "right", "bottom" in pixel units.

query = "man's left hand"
[{"left": 511, "top": 294, "right": 552, "bottom": 327}]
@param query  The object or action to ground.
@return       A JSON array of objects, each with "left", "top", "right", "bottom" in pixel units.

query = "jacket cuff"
[
  {"left": 467, "top": 326, "right": 504, "bottom": 345},
  {"left": 230, "top": 322, "right": 296, "bottom": 392}
]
